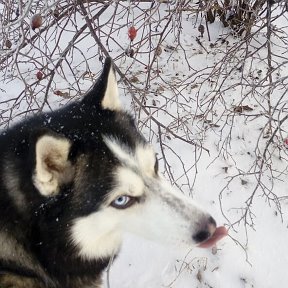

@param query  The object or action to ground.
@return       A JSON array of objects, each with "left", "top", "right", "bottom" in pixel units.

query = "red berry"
[
  {"left": 36, "top": 71, "right": 43, "bottom": 80},
  {"left": 128, "top": 26, "right": 137, "bottom": 41},
  {"left": 284, "top": 138, "right": 288, "bottom": 146}
]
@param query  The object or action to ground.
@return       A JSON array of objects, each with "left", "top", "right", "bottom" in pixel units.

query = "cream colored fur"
[
  {"left": 33, "top": 135, "right": 73, "bottom": 196},
  {"left": 101, "top": 66, "right": 121, "bottom": 111}
]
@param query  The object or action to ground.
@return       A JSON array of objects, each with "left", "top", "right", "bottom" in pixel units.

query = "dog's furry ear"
[
  {"left": 33, "top": 134, "right": 74, "bottom": 197},
  {"left": 83, "top": 57, "right": 121, "bottom": 111}
]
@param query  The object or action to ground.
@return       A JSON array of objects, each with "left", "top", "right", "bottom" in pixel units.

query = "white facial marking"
[
  {"left": 135, "top": 145, "right": 156, "bottom": 176},
  {"left": 104, "top": 137, "right": 156, "bottom": 176},
  {"left": 120, "top": 178, "right": 210, "bottom": 247},
  {"left": 71, "top": 209, "right": 122, "bottom": 259},
  {"left": 110, "top": 167, "right": 144, "bottom": 200},
  {"left": 71, "top": 166, "right": 145, "bottom": 260},
  {"left": 103, "top": 136, "right": 136, "bottom": 168}
]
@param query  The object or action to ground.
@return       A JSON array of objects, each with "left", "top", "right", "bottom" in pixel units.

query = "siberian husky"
[{"left": 0, "top": 57, "right": 227, "bottom": 288}]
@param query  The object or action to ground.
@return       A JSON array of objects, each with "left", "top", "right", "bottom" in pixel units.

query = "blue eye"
[
  {"left": 114, "top": 196, "right": 129, "bottom": 206},
  {"left": 111, "top": 195, "right": 136, "bottom": 209}
]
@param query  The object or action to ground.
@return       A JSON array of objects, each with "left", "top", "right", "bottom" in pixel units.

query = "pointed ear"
[
  {"left": 33, "top": 134, "right": 74, "bottom": 197},
  {"left": 101, "top": 57, "right": 121, "bottom": 110},
  {"left": 83, "top": 57, "right": 121, "bottom": 111}
]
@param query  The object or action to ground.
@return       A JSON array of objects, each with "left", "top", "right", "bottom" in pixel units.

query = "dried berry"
[
  {"left": 128, "top": 26, "right": 137, "bottom": 41},
  {"left": 198, "top": 24, "right": 205, "bottom": 37},
  {"left": 53, "top": 8, "right": 60, "bottom": 19},
  {"left": 155, "top": 46, "right": 162, "bottom": 56},
  {"left": 36, "top": 71, "right": 43, "bottom": 80},
  {"left": 125, "top": 48, "right": 135, "bottom": 58},
  {"left": 54, "top": 90, "right": 69, "bottom": 98},
  {"left": 31, "top": 14, "right": 43, "bottom": 30},
  {"left": 5, "top": 39, "right": 12, "bottom": 49}
]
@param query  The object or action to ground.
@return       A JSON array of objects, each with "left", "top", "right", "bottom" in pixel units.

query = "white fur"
[
  {"left": 135, "top": 145, "right": 156, "bottom": 176},
  {"left": 104, "top": 137, "right": 156, "bottom": 176},
  {"left": 111, "top": 167, "right": 145, "bottom": 199},
  {"left": 33, "top": 135, "right": 72, "bottom": 196},
  {"left": 71, "top": 139, "right": 212, "bottom": 260},
  {"left": 101, "top": 67, "right": 121, "bottom": 111},
  {"left": 103, "top": 136, "right": 136, "bottom": 168},
  {"left": 121, "top": 178, "right": 209, "bottom": 247},
  {"left": 71, "top": 177, "right": 209, "bottom": 259},
  {"left": 72, "top": 167, "right": 145, "bottom": 259},
  {"left": 71, "top": 210, "right": 122, "bottom": 259}
]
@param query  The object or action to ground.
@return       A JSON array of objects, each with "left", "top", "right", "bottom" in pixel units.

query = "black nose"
[
  {"left": 193, "top": 230, "right": 211, "bottom": 243},
  {"left": 192, "top": 216, "right": 217, "bottom": 243}
]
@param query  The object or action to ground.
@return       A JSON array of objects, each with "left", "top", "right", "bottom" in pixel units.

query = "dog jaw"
[{"left": 71, "top": 210, "right": 123, "bottom": 260}]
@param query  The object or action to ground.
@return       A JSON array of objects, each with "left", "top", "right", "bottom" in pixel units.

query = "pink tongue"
[{"left": 198, "top": 226, "right": 228, "bottom": 248}]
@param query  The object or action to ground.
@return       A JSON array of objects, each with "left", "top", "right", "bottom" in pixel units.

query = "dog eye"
[{"left": 111, "top": 195, "right": 136, "bottom": 209}]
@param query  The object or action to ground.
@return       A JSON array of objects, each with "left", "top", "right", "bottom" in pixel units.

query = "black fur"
[{"left": 0, "top": 58, "right": 145, "bottom": 288}]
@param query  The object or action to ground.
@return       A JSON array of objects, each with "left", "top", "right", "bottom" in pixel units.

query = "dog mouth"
[{"left": 198, "top": 226, "right": 228, "bottom": 248}]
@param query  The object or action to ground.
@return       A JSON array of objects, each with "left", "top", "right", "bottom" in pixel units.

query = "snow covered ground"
[
  {"left": 103, "top": 5, "right": 288, "bottom": 288},
  {"left": 1, "top": 1, "right": 288, "bottom": 288}
]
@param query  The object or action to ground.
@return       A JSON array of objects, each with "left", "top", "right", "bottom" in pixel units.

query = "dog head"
[{"left": 30, "top": 58, "right": 219, "bottom": 260}]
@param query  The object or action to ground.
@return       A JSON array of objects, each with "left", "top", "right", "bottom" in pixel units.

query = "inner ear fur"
[
  {"left": 33, "top": 134, "right": 74, "bottom": 197},
  {"left": 82, "top": 57, "right": 121, "bottom": 111},
  {"left": 100, "top": 59, "right": 121, "bottom": 110}
]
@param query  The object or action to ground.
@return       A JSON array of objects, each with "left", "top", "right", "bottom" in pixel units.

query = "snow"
[{"left": 1, "top": 1, "right": 288, "bottom": 288}]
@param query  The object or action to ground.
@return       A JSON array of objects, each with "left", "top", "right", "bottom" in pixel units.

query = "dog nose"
[{"left": 192, "top": 216, "right": 217, "bottom": 243}]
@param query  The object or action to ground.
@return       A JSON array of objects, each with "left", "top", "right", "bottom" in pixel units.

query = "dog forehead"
[
  {"left": 104, "top": 167, "right": 145, "bottom": 204},
  {"left": 135, "top": 145, "right": 156, "bottom": 175},
  {"left": 103, "top": 136, "right": 155, "bottom": 174}
]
